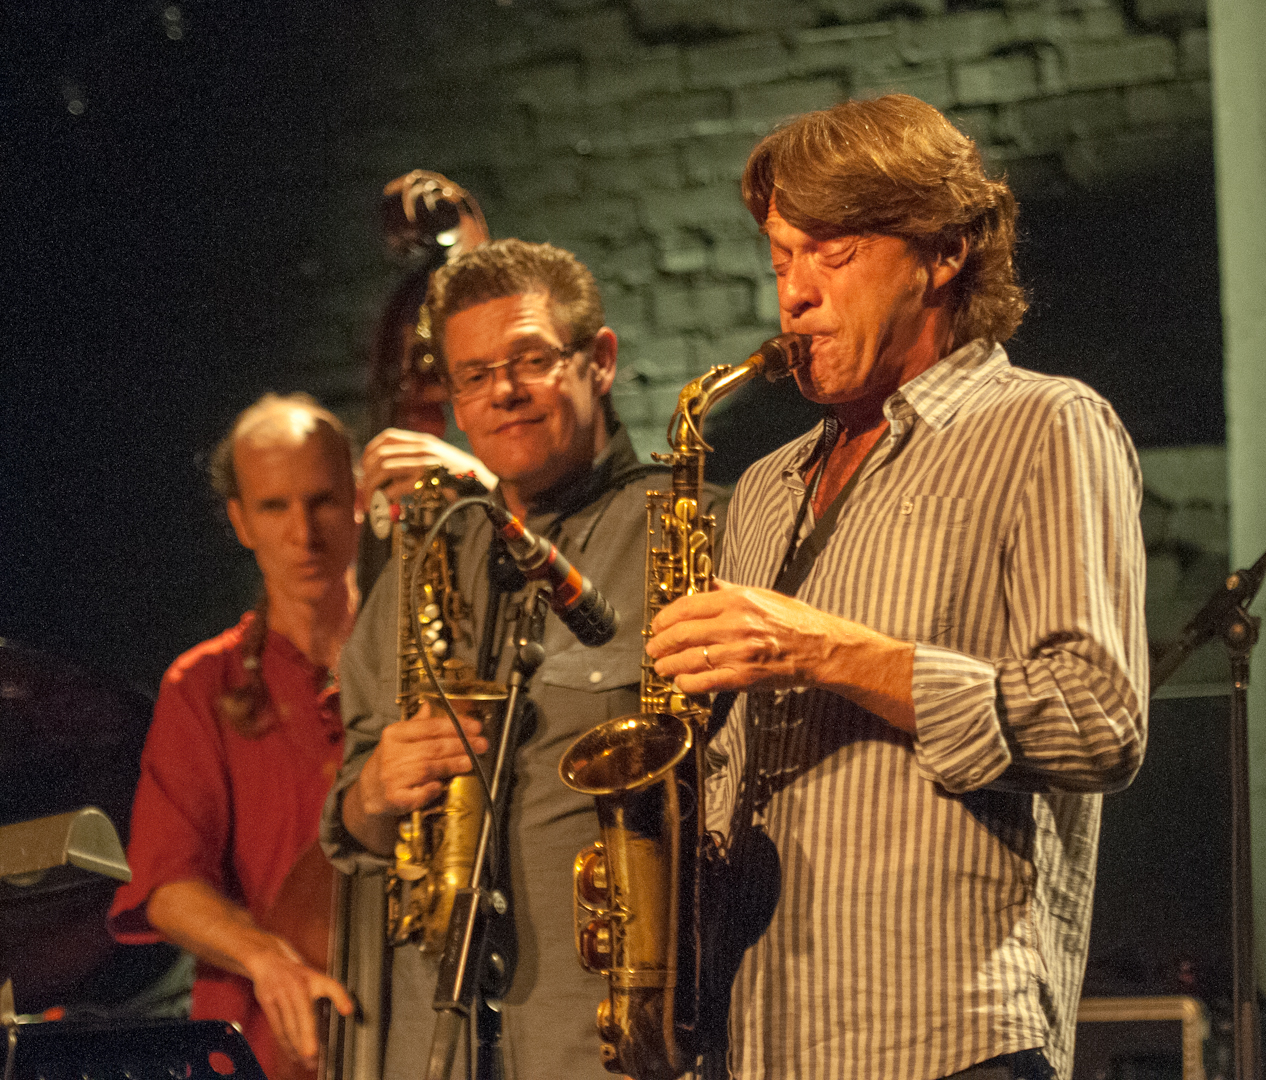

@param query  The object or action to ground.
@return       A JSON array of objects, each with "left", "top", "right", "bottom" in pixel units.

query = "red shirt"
[{"left": 109, "top": 613, "right": 344, "bottom": 1077}]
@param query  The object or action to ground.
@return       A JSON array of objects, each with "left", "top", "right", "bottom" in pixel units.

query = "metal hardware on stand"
[
  {"left": 425, "top": 583, "right": 550, "bottom": 1080},
  {"left": 1151, "top": 548, "right": 1266, "bottom": 1080}
]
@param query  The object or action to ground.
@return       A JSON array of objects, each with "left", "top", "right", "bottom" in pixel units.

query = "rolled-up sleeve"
[
  {"left": 108, "top": 675, "right": 233, "bottom": 940},
  {"left": 912, "top": 395, "right": 1148, "bottom": 795}
]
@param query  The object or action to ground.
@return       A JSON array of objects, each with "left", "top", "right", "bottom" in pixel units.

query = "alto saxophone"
[
  {"left": 558, "top": 333, "right": 811, "bottom": 1080},
  {"left": 376, "top": 468, "right": 508, "bottom": 954}
]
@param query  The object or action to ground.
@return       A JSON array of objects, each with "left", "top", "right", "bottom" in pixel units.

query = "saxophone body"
[
  {"left": 382, "top": 468, "right": 507, "bottom": 954},
  {"left": 559, "top": 333, "right": 811, "bottom": 1080}
]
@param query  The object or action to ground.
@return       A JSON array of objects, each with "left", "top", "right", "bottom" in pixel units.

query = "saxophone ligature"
[
  {"left": 372, "top": 468, "right": 508, "bottom": 954},
  {"left": 558, "top": 333, "right": 811, "bottom": 1080}
]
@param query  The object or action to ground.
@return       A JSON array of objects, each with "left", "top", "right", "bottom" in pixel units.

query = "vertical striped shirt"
[{"left": 707, "top": 340, "right": 1148, "bottom": 1080}]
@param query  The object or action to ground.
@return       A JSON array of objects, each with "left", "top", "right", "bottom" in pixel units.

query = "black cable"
[{"left": 408, "top": 494, "right": 502, "bottom": 883}]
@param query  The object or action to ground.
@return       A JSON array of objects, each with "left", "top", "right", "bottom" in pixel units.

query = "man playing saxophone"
[
  {"left": 646, "top": 96, "right": 1147, "bottom": 1080},
  {"left": 320, "top": 239, "right": 727, "bottom": 1080}
]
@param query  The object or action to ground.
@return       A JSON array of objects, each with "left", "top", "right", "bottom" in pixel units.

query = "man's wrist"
[
  {"left": 342, "top": 773, "right": 398, "bottom": 857},
  {"left": 238, "top": 930, "right": 302, "bottom": 984},
  {"left": 821, "top": 620, "right": 917, "bottom": 734},
  {"left": 351, "top": 765, "right": 385, "bottom": 819}
]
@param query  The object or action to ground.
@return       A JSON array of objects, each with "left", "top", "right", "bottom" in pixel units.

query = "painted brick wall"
[
  {"left": 1139, "top": 446, "right": 1230, "bottom": 686},
  {"left": 300, "top": 0, "right": 1212, "bottom": 459},
  {"left": 292, "top": 0, "right": 1221, "bottom": 675}
]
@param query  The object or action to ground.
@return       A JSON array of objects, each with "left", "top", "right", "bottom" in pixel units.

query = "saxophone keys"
[
  {"left": 578, "top": 919, "right": 613, "bottom": 972},
  {"left": 576, "top": 845, "right": 609, "bottom": 906},
  {"left": 574, "top": 844, "right": 614, "bottom": 973},
  {"left": 393, "top": 830, "right": 426, "bottom": 876},
  {"left": 596, "top": 997, "right": 620, "bottom": 1056},
  {"left": 672, "top": 497, "right": 698, "bottom": 524}
]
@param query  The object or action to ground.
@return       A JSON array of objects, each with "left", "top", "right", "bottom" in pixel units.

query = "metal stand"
[
  {"left": 425, "top": 585, "right": 549, "bottom": 1080},
  {"left": 1151, "top": 549, "right": 1266, "bottom": 1080}
]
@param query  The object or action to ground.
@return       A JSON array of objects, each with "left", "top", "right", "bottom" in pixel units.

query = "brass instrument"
[
  {"left": 558, "top": 333, "right": 811, "bottom": 1080},
  {"left": 378, "top": 469, "right": 507, "bottom": 954}
]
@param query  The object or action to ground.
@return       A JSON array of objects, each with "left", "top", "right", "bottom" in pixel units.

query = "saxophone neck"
[
  {"left": 666, "top": 365, "right": 754, "bottom": 457},
  {"left": 666, "top": 333, "right": 811, "bottom": 457}
]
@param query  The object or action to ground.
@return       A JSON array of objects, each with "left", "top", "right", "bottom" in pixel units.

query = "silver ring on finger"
[{"left": 702, "top": 645, "right": 714, "bottom": 670}]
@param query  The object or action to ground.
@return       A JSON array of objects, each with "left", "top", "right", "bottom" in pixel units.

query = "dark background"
[{"left": 3, "top": 2, "right": 358, "bottom": 690}]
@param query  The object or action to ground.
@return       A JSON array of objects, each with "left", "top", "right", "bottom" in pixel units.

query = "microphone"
[{"left": 482, "top": 505, "right": 619, "bottom": 647}]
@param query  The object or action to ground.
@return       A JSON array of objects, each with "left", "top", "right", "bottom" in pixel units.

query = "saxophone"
[
  {"left": 377, "top": 468, "right": 508, "bottom": 954},
  {"left": 558, "top": 333, "right": 811, "bottom": 1080}
]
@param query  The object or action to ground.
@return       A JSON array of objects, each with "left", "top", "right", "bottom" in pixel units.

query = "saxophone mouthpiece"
[{"left": 755, "top": 333, "right": 812, "bottom": 380}]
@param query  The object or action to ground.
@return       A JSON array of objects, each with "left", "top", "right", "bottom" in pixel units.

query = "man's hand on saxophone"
[
  {"left": 358, "top": 427, "right": 496, "bottom": 507},
  {"left": 645, "top": 578, "right": 917, "bottom": 736},
  {"left": 341, "top": 699, "right": 490, "bottom": 857}
]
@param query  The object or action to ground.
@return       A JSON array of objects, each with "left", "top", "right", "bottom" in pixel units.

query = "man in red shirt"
[{"left": 110, "top": 393, "right": 359, "bottom": 1077}]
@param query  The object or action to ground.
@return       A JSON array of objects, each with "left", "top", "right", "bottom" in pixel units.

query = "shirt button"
[
  {"left": 589, "top": 671, "right": 603, "bottom": 684},
  {"left": 901, "top": 499, "right": 914, "bottom": 515}
]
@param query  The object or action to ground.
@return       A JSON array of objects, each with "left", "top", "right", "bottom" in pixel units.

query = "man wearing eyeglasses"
[{"left": 321, "top": 239, "right": 726, "bottom": 1079}]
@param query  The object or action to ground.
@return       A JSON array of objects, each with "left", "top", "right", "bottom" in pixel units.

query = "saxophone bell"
[
  {"left": 563, "top": 711, "right": 695, "bottom": 984},
  {"left": 561, "top": 713, "right": 696, "bottom": 1080}
]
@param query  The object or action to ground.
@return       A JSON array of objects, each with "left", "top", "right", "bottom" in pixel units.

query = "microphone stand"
[
  {"left": 1150, "top": 547, "right": 1266, "bottom": 1080},
  {"left": 425, "top": 583, "right": 549, "bottom": 1080}
]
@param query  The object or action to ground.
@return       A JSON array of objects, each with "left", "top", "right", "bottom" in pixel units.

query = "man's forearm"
[
  {"left": 817, "top": 623, "right": 917, "bottom": 735},
  {"left": 147, "top": 877, "right": 355, "bottom": 1068},
  {"left": 340, "top": 775, "right": 403, "bottom": 857},
  {"left": 145, "top": 879, "right": 293, "bottom": 978}
]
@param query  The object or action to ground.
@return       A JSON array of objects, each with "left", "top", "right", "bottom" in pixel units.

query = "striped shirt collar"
[
  {"left": 893, "top": 337, "right": 1008, "bottom": 432},
  {"left": 781, "top": 339, "right": 1009, "bottom": 490}
]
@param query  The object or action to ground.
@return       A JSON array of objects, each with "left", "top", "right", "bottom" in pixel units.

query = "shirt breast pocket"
[
  {"left": 843, "top": 492, "right": 973, "bottom": 645},
  {"left": 537, "top": 640, "right": 645, "bottom": 722}
]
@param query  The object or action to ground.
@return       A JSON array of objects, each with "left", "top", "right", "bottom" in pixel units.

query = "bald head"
[
  {"left": 239, "top": 399, "right": 328, "bottom": 447},
  {"left": 210, "top": 393, "right": 355, "bottom": 503},
  {"left": 214, "top": 393, "right": 360, "bottom": 610}
]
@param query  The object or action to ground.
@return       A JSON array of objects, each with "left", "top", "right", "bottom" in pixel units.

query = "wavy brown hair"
[{"left": 742, "top": 94, "right": 1027, "bottom": 347}]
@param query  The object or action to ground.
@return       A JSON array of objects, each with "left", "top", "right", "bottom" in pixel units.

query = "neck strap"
[{"left": 772, "top": 418, "right": 884, "bottom": 599}]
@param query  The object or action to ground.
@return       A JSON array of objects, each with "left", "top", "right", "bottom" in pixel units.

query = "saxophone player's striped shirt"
[{"left": 706, "top": 340, "right": 1148, "bottom": 1080}]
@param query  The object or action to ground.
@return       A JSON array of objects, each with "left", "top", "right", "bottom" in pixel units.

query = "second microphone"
[{"left": 483, "top": 504, "right": 620, "bottom": 648}]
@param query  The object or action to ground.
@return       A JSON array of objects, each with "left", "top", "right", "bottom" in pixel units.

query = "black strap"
[
  {"left": 771, "top": 429, "right": 885, "bottom": 598},
  {"left": 714, "top": 422, "right": 886, "bottom": 845},
  {"left": 773, "top": 415, "right": 839, "bottom": 588}
]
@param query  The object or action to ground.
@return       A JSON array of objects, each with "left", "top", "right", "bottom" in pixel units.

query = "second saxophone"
[{"left": 376, "top": 468, "right": 507, "bottom": 954}]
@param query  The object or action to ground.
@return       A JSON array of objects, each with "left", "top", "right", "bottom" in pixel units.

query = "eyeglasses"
[{"left": 448, "top": 342, "right": 589, "bottom": 400}]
